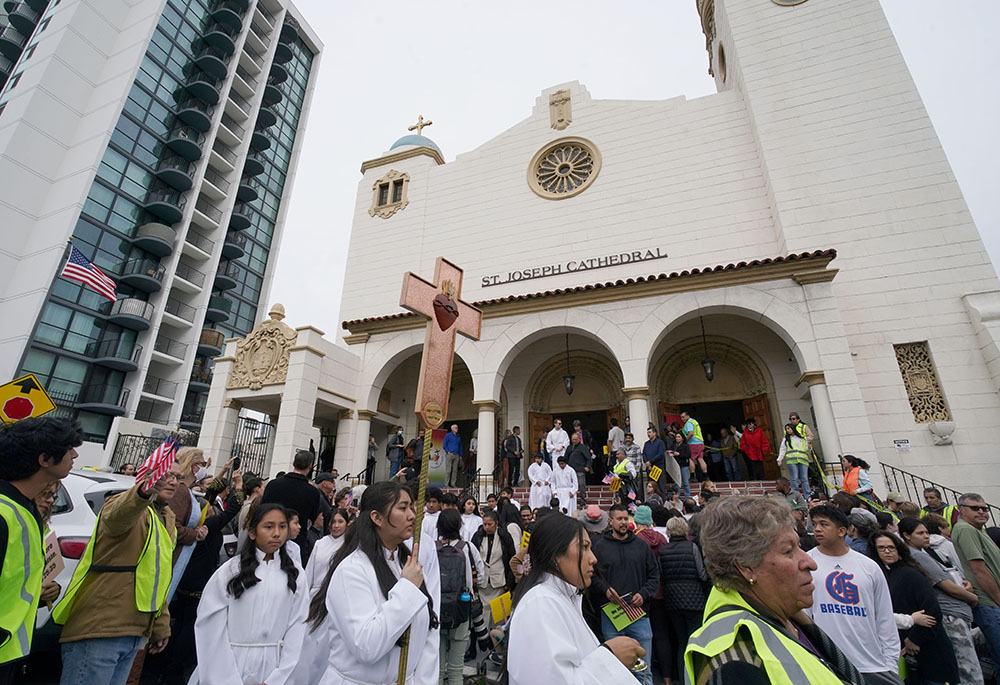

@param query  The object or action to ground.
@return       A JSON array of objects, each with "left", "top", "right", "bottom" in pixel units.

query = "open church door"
[
  {"left": 658, "top": 402, "right": 681, "bottom": 433},
  {"left": 528, "top": 412, "right": 552, "bottom": 461},
  {"left": 743, "top": 394, "right": 780, "bottom": 479}
]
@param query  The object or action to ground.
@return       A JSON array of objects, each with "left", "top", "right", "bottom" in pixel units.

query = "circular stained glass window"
[{"left": 527, "top": 137, "right": 602, "bottom": 200}]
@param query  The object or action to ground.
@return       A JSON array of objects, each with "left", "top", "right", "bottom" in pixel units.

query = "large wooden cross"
[
  {"left": 396, "top": 257, "right": 481, "bottom": 684},
  {"left": 399, "top": 257, "right": 482, "bottom": 429}
]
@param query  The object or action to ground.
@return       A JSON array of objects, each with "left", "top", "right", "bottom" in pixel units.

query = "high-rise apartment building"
[{"left": 0, "top": 0, "right": 321, "bottom": 457}]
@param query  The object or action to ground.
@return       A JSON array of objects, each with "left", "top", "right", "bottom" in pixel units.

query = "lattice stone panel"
[{"left": 893, "top": 342, "right": 952, "bottom": 423}]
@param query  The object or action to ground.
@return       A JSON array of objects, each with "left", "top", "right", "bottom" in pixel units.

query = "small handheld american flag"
[
  {"left": 60, "top": 246, "right": 117, "bottom": 302},
  {"left": 621, "top": 603, "right": 646, "bottom": 622},
  {"left": 136, "top": 437, "right": 180, "bottom": 492}
]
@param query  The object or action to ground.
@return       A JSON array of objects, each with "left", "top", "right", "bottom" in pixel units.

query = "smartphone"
[{"left": 231, "top": 456, "right": 241, "bottom": 472}]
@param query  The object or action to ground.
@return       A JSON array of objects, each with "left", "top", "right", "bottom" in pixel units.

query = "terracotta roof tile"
[{"left": 341, "top": 249, "right": 836, "bottom": 329}]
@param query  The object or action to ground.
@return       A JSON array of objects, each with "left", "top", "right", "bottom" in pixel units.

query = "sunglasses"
[{"left": 961, "top": 504, "right": 989, "bottom": 513}]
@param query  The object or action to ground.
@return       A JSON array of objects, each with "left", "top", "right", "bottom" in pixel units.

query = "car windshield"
[{"left": 85, "top": 490, "right": 126, "bottom": 514}]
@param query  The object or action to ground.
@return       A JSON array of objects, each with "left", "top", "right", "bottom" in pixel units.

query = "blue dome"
[{"left": 390, "top": 134, "right": 441, "bottom": 154}]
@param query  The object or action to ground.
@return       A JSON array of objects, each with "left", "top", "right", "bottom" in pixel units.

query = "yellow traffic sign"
[{"left": 0, "top": 374, "right": 57, "bottom": 424}]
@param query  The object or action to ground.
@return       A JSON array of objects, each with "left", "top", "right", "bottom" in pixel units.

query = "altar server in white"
[
  {"left": 551, "top": 455, "right": 579, "bottom": 516},
  {"left": 307, "top": 481, "right": 438, "bottom": 684},
  {"left": 528, "top": 452, "right": 554, "bottom": 510},
  {"left": 305, "top": 507, "right": 350, "bottom": 593},
  {"left": 507, "top": 513, "right": 644, "bottom": 684},
  {"left": 460, "top": 495, "right": 483, "bottom": 542},
  {"left": 192, "top": 503, "right": 308, "bottom": 685}
]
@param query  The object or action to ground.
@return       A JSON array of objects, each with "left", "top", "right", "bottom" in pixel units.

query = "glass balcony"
[
  {"left": 197, "top": 328, "right": 225, "bottom": 356},
  {"left": 255, "top": 105, "right": 277, "bottom": 129},
  {"left": 174, "top": 96, "right": 214, "bottom": 133},
  {"left": 243, "top": 148, "right": 266, "bottom": 177},
  {"left": 211, "top": 0, "right": 245, "bottom": 30},
  {"left": 221, "top": 230, "right": 247, "bottom": 259},
  {"left": 174, "top": 260, "right": 207, "bottom": 289},
  {"left": 188, "top": 367, "right": 214, "bottom": 393},
  {"left": 262, "top": 81, "right": 283, "bottom": 107},
  {"left": 235, "top": 176, "right": 260, "bottom": 202},
  {"left": 103, "top": 298, "right": 155, "bottom": 331},
  {"left": 119, "top": 258, "right": 166, "bottom": 293},
  {"left": 202, "top": 20, "right": 238, "bottom": 55},
  {"left": 153, "top": 335, "right": 188, "bottom": 360},
  {"left": 165, "top": 125, "right": 204, "bottom": 161},
  {"left": 184, "top": 226, "right": 215, "bottom": 255},
  {"left": 214, "top": 260, "right": 239, "bottom": 290},
  {"left": 181, "top": 69, "right": 222, "bottom": 106},
  {"left": 133, "top": 222, "right": 176, "bottom": 257},
  {"left": 76, "top": 385, "right": 129, "bottom": 416},
  {"left": 142, "top": 187, "right": 186, "bottom": 225},
  {"left": 179, "top": 410, "right": 205, "bottom": 429},
  {"left": 268, "top": 61, "right": 288, "bottom": 85},
  {"left": 205, "top": 295, "right": 232, "bottom": 323},
  {"left": 279, "top": 18, "right": 299, "bottom": 44},
  {"left": 249, "top": 128, "right": 271, "bottom": 152},
  {"left": 87, "top": 339, "right": 142, "bottom": 373},
  {"left": 155, "top": 154, "right": 194, "bottom": 191},
  {"left": 143, "top": 375, "right": 178, "bottom": 401},
  {"left": 7, "top": 2, "right": 40, "bottom": 36},
  {"left": 229, "top": 202, "right": 252, "bottom": 231},
  {"left": 273, "top": 41, "right": 292, "bottom": 64},
  {"left": 0, "top": 18, "right": 28, "bottom": 62},
  {"left": 193, "top": 44, "right": 231, "bottom": 79}
]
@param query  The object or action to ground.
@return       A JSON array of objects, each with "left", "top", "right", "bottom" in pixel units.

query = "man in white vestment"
[
  {"left": 552, "top": 455, "right": 579, "bottom": 516},
  {"left": 544, "top": 418, "right": 570, "bottom": 465}
]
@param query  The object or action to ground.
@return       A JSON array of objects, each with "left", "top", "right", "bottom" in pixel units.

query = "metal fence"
[
  {"left": 881, "top": 461, "right": 1000, "bottom": 527},
  {"left": 231, "top": 415, "right": 272, "bottom": 477},
  {"left": 109, "top": 434, "right": 164, "bottom": 472}
]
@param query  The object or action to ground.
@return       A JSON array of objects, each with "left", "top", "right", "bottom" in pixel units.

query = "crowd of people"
[{"left": 5, "top": 415, "right": 1000, "bottom": 684}]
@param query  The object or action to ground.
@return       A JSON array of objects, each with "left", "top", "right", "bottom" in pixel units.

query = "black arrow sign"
[{"left": 12, "top": 377, "right": 40, "bottom": 394}]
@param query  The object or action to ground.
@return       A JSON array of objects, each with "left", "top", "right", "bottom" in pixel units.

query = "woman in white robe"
[
  {"left": 304, "top": 507, "right": 349, "bottom": 593},
  {"left": 551, "top": 456, "right": 579, "bottom": 516},
  {"left": 459, "top": 496, "right": 483, "bottom": 543},
  {"left": 528, "top": 453, "right": 553, "bottom": 510},
  {"left": 507, "top": 513, "right": 643, "bottom": 685},
  {"left": 306, "top": 481, "right": 438, "bottom": 684},
  {"left": 192, "top": 503, "right": 308, "bottom": 685}
]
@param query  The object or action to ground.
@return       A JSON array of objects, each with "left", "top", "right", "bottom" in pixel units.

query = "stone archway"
[
  {"left": 526, "top": 349, "right": 625, "bottom": 413},
  {"left": 650, "top": 336, "right": 774, "bottom": 404}
]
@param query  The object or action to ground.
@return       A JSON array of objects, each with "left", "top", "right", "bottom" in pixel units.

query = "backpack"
[{"left": 436, "top": 540, "right": 470, "bottom": 629}]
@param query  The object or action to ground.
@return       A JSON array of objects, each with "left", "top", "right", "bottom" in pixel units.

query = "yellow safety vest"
[
  {"left": 920, "top": 505, "right": 958, "bottom": 528},
  {"left": 782, "top": 434, "right": 810, "bottom": 465},
  {"left": 685, "top": 587, "right": 846, "bottom": 685},
  {"left": 52, "top": 506, "right": 174, "bottom": 624},
  {"left": 613, "top": 459, "right": 631, "bottom": 476},
  {"left": 0, "top": 495, "right": 43, "bottom": 664},
  {"left": 686, "top": 418, "right": 704, "bottom": 444}
]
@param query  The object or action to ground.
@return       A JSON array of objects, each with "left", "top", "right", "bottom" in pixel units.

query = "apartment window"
[{"left": 368, "top": 170, "right": 410, "bottom": 219}]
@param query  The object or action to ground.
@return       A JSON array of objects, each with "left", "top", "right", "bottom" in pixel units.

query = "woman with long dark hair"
[
  {"left": 191, "top": 503, "right": 307, "bottom": 685},
  {"left": 506, "top": 513, "right": 642, "bottom": 683},
  {"left": 460, "top": 495, "right": 483, "bottom": 542},
  {"left": 305, "top": 507, "right": 351, "bottom": 593},
  {"left": 308, "top": 481, "right": 438, "bottom": 684},
  {"left": 841, "top": 454, "right": 873, "bottom": 496}
]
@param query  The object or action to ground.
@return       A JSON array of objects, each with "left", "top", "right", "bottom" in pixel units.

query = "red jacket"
[{"left": 740, "top": 428, "right": 770, "bottom": 461}]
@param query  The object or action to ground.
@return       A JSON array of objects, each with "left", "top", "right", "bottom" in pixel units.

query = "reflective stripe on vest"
[
  {"left": 920, "top": 505, "right": 957, "bottom": 527},
  {"left": 613, "top": 460, "right": 630, "bottom": 476},
  {"left": 52, "top": 506, "right": 174, "bottom": 625},
  {"left": 0, "top": 495, "right": 43, "bottom": 663},
  {"left": 684, "top": 607, "right": 844, "bottom": 685}
]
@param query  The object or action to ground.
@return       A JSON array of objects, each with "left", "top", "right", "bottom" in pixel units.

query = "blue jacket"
[
  {"left": 443, "top": 431, "right": 463, "bottom": 456},
  {"left": 642, "top": 437, "right": 666, "bottom": 468}
]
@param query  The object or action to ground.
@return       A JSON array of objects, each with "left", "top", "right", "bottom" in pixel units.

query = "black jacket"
[
  {"left": 471, "top": 526, "right": 517, "bottom": 590},
  {"left": 178, "top": 487, "right": 242, "bottom": 593},
  {"left": 261, "top": 472, "right": 321, "bottom": 556},
  {"left": 590, "top": 530, "right": 660, "bottom": 602},
  {"left": 658, "top": 538, "right": 709, "bottom": 611},
  {"left": 567, "top": 443, "right": 592, "bottom": 473}
]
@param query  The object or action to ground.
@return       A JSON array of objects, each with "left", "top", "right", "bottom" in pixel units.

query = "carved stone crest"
[
  {"left": 227, "top": 303, "right": 298, "bottom": 391},
  {"left": 549, "top": 89, "right": 572, "bottom": 130}
]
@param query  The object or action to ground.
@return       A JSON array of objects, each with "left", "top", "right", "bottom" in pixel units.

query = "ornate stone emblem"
[
  {"left": 227, "top": 304, "right": 298, "bottom": 391},
  {"left": 549, "top": 89, "right": 572, "bottom": 130}
]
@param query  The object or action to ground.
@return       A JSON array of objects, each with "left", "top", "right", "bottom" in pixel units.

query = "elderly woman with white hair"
[{"left": 684, "top": 496, "right": 867, "bottom": 684}]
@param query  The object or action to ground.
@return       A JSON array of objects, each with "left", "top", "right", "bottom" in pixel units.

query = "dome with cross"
[{"left": 390, "top": 134, "right": 441, "bottom": 154}]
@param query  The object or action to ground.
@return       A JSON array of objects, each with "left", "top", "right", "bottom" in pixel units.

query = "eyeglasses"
[
  {"left": 961, "top": 504, "right": 989, "bottom": 513},
  {"left": 876, "top": 545, "right": 897, "bottom": 552}
]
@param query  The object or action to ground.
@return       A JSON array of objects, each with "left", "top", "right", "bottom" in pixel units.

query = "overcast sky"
[{"left": 270, "top": 0, "right": 999, "bottom": 335}]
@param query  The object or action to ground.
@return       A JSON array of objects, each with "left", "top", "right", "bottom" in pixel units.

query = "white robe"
[
  {"left": 551, "top": 465, "right": 579, "bottom": 516},
  {"left": 528, "top": 462, "right": 554, "bottom": 510},
  {"left": 319, "top": 547, "right": 433, "bottom": 684},
  {"left": 460, "top": 513, "right": 483, "bottom": 542},
  {"left": 305, "top": 534, "right": 345, "bottom": 594},
  {"left": 508, "top": 573, "right": 635, "bottom": 684},
  {"left": 191, "top": 547, "right": 308, "bottom": 685},
  {"left": 545, "top": 428, "right": 570, "bottom": 459}
]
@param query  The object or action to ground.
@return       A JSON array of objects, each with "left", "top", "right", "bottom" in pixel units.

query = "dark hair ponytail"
[
  {"left": 307, "top": 481, "right": 438, "bottom": 635},
  {"left": 843, "top": 454, "right": 871, "bottom": 470},
  {"left": 227, "top": 503, "right": 299, "bottom": 599}
]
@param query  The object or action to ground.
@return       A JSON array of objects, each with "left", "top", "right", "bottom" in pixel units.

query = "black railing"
[
  {"left": 165, "top": 297, "right": 197, "bottom": 323},
  {"left": 109, "top": 434, "right": 163, "bottom": 473},
  {"left": 203, "top": 166, "right": 231, "bottom": 192},
  {"left": 195, "top": 197, "right": 223, "bottom": 222},
  {"left": 86, "top": 339, "right": 142, "bottom": 364},
  {"left": 881, "top": 462, "right": 1000, "bottom": 527},
  {"left": 184, "top": 226, "right": 215, "bottom": 253},
  {"left": 212, "top": 139, "right": 238, "bottom": 165},
  {"left": 175, "top": 259, "right": 207, "bottom": 288},
  {"left": 232, "top": 415, "right": 272, "bottom": 478},
  {"left": 153, "top": 335, "right": 188, "bottom": 359}
]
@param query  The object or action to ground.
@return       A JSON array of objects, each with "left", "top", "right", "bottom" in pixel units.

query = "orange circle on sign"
[{"left": 3, "top": 397, "right": 33, "bottom": 420}]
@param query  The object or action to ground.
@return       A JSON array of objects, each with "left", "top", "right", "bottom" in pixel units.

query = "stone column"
[
  {"left": 473, "top": 400, "right": 499, "bottom": 480},
  {"left": 332, "top": 409, "right": 354, "bottom": 474},
  {"left": 270, "top": 348, "right": 322, "bottom": 475},
  {"left": 198, "top": 398, "right": 241, "bottom": 462},
  {"left": 624, "top": 386, "right": 680, "bottom": 486},
  {"left": 354, "top": 410, "right": 376, "bottom": 482},
  {"left": 798, "top": 371, "right": 843, "bottom": 459}
]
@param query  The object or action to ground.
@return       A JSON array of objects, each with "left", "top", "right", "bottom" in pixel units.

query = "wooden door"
[
  {"left": 743, "top": 394, "right": 780, "bottom": 478},
  {"left": 528, "top": 412, "right": 552, "bottom": 459},
  {"left": 607, "top": 406, "right": 623, "bottom": 430},
  {"left": 658, "top": 402, "right": 681, "bottom": 434}
]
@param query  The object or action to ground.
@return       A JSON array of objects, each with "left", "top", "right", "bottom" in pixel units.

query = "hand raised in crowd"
[
  {"left": 604, "top": 636, "right": 645, "bottom": 669},
  {"left": 231, "top": 468, "right": 243, "bottom": 491},
  {"left": 910, "top": 609, "right": 936, "bottom": 628},
  {"left": 145, "top": 472, "right": 171, "bottom": 496},
  {"left": 401, "top": 543, "right": 424, "bottom": 588},
  {"left": 220, "top": 456, "right": 236, "bottom": 475}
]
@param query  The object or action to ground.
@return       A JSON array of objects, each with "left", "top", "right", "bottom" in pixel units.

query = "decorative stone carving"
[
  {"left": 893, "top": 342, "right": 952, "bottom": 423},
  {"left": 527, "top": 137, "right": 602, "bottom": 200},
  {"left": 368, "top": 169, "right": 410, "bottom": 219},
  {"left": 696, "top": 0, "right": 716, "bottom": 76},
  {"left": 928, "top": 421, "right": 956, "bottom": 446},
  {"left": 549, "top": 89, "right": 572, "bottom": 130},
  {"left": 227, "top": 304, "right": 298, "bottom": 391}
]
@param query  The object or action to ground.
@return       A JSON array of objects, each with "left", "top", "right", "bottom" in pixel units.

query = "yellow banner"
[
  {"left": 520, "top": 530, "right": 531, "bottom": 549},
  {"left": 609, "top": 477, "right": 622, "bottom": 492},
  {"left": 648, "top": 465, "right": 662, "bottom": 481},
  {"left": 490, "top": 591, "right": 513, "bottom": 623}
]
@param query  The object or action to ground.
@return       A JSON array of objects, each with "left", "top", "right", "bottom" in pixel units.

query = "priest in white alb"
[{"left": 551, "top": 455, "right": 579, "bottom": 516}]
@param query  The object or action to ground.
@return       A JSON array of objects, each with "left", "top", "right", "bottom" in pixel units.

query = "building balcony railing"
[
  {"left": 254, "top": 1, "right": 276, "bottom": 28},
  {"left": 7, "top": 2, "right": 40, "bottom": 36},
  {"left": 205, "top": 295, "right": 232, "bottom": 323},
  {"left": 228, "top": 89, "right": 252, "bottom": 117},
  {"left": 179, "top": 410, "right": 205, "bottom": 427},
  {"left": 194, "top": 197, "right": 223, "bottom": 224},
  {"left": 202, "top": 19, "right": 238, "bottom": 55},
  {"left": 165, "top": 125, "right": 204, "bottom": 161},
  {"left": 189, "top": 367, "right": 214, "bottom": 392},
  {"left": 143, "top": 187, "right": 186, "bottom": 225},
  {"left": 214, "top": 259, "right": 240, "bottom": 290},
  {"left": 0, "top": 54, "right": 13, "bottom": 85},
  {"left": 119, "top": 258, "right": 166, "bottom": 293},
  {"left": 153, "top": 335, "right": 188, "bottom": 360},
  {"left": 262, "top": 81, "right": 283, "bottom": 107},
  {"left": 76, "top": 384, "right": 129, "bottom": 415},
  {"left": 102, "top": 297, "right": 155, "bottom": 330},
  {"left": 174, "top": 259, "right": 207, "bottom": 289},
  {"left": 155, "top": 154, "right": 194, "bottom": 191},
  {"left": 267, "top": 61, "right": 288, "bottom": 86},
  {"left": 198, "top": 327, "right": 225, "bottom": 356},
  {"left": 202, "top": 166, "right": 231, "bottom": 193},
  {"left": 193, "top": 44, "right": 231, "bottom": 79},
  {"left": 242, "top": 43, "right": 265, "bottom": 70},
  {"left": 235, "top": 176, "right": 260, "bottom": 202},
  {"left": 181, "top": 69, "right": 222, "bottom": 106},
  {"left": 249, "top": 128, "right": 271, "bottom": 152},
  {"left": 243, "top": 148, "right": 266, "bottom": 177},
  {"left": 212, "top": 139, "right": 238, "bottom": 167},
  {"left": 279, "top": 18, "right": 299, "bottom": 44},
  {"left": 184, "top": 226, "right": 215, "bottom": 254},
  {"left": 133, "top": 221, "right": 176, "bottom": 258},
  {"left": 273, "top": 41, "right": 293, "bottom": 65},
  {"left": 0, "top": 19, "right": 28, "bottom": 62},
  {"left": 219, "top": 112, "right": 245, "bottom": 139},
  {"left": 221, "top": 230, "right": 247, "bottom": 259},
  {"left": 174, "top": 96, "right": 214, "bottom": 133},
  {"left": 234, "top": 63, "right": 258, "bottom": 89},
  {"left": 165, "top": 297, "right": 197, "bottom": 324},
  {"left": 143, "top": 375, "right": 178, "bottom": 400},
  {"left": 255, "top": 104, "right": 277, "bottom": 129},
  {"left": 87, "top": 339, "right": 143, "bottom": 372},
  {"left": 210, "top": 0, "right": 245, "bottom": 30},
  {"left": 229, "top": 201, "right": 253, "bottom": 231}
]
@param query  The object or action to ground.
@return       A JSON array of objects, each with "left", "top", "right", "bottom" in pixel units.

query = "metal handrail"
[
  {"left": 881, "top": 462, "right": 1000, "bottom": 527},
  {"left": 184, "top": 227, "right": 215, "bottom": 253},
  {"left": 153, "top": 335, "right": 188, "bottom": 358},
  {"left": 195, "top": 197, "right": 222, "bottom": 222},
  {"left": 166, "top": 125, "right": 205, "bottom": 145},
  {"left": 212, "top": 140, "right": 237, "bottom": 165},
  {"left": 87, "top": 339, "right": 143, "bottom": 363},
  {"left": 145, "top": 187, "right": 186, "bottom": 210},
  {"left": 220, "top": 112, "right": 245, "bottom": 138},
  {"left": 203, "top": 166, "right": 231, "bottom": 193},
  {"left": 174, "top": 259, "right": 206, "bottom": 287},
  {"left": 105, "top": 297, "right": 155, "bottom": 320},
  {"left": 165, "top": 298, "right": 196, "bottom": 323},
  {"left": 235, "top": 64, "right": 258, "bottom": 88},
  {"left": 156, "top": 154, "right": 193, "bottom": 176},
  {"left": 224, "top": 231, "right": 247, "bottom": 250},
  {"left": 199, "top": 328, "right": 225, "bottom": 348},
  {"left": 120, "top": 258, "right": 166, "bottom": 281},
  {"left": 79, "top": 384, "right": 129, "bottom": 407},
  {"left": 242, "top": 43, "right": 265, "bottom": 68},
  {"left": 228, "top": 89, "right": 251, "bottom": 113},
  {"left": 194, "top": 44, "right": 232, "bottom": 65},
  {"left": 143, "top": 375, "right": 178, "bottom": 398}
]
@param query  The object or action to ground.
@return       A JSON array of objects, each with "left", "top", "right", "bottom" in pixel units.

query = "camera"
[{"left": 470, "top": 606, "right": 490, "bottom": 651}]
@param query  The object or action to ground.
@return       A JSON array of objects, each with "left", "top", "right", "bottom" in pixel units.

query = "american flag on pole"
[
  {"left": 60, "top": 246, "right": 117, "bottom": 301},
  {"left": 135, "top": 437, "right": 180, "bottom": 492}
]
